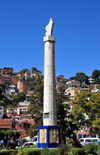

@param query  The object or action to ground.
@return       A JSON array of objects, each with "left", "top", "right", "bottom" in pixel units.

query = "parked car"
[
  {"left": 31, "top": 135, "right": 38, "bottom": 145},
  {"left": 22, "top": 142, "right": 35, "bottom": 147},
  {"left": 16, "top": 141, "right": 35, "bottom": 149},
  {"left": 79, "top": 138, "right": 99, "bottom": 146}
]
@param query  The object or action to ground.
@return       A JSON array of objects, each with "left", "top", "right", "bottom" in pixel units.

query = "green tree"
[
  {"left": 70, "top": 77, "right": 76, "bottom": 80},
  {"left": 0, "top": 87, "right": 7, "bottom": 107},
  {"left": 76, "top": 72, "right": 87, "bottom": 83},
  {"left": 56, "top": 86, "right": 81, "bottom": 147},
  {"left": 70, "top": 73, "right": 89, "bottom": 85},
  {"left": 92, "top": 70, "right": 100, "bottom": 84},
  {"left": 31, "top": 67, "right": 41, "bottom": 74},
  {"left": 56, "top": 86, "right": 70, "bottom": 143},
  {"left": 8, "top": 131, "right": 14, "bottom": 137},
  {"left": 12, "top": 93, "right": 26, "bottom": 104},
  {"left": 0, "top": 130, "right": 7, "bottom": 140},
  {"left": 28, "top": 75, "right": 43, "bottom": 136},
  {"left": 15, "top": 131, "right": 21, "bottom": 139},
  {"left": 20, "top": 68, "right": 29, "bottom": 73},
  {"left": 71, "top": 91, "right": 100, "bottom": 135},
  {"left": 57, "top": 86, "right": 69, "bottom": 127}
]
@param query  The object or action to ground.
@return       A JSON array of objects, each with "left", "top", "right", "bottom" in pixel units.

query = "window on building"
[
  {"left": 78, "top": 134, "right": 82, "bottom": 139},
  {"left": 91, "top": 134, "right": 96, "bottom": 138},
  {"left": 25, "top": 130, "right": 28, "bottom": 134},
  {"left": 83, "top": 134, "right": 86, "bottom": 138},
  {"left": 19, "top": 125, "right": 21, "bottom": 129}
]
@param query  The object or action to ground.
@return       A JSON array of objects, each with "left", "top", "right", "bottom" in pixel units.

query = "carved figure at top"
[{"left": 45, "top": 18, "right": 54, "bottom": 36}]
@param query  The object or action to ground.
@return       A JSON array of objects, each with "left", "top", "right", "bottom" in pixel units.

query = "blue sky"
[{"left": 0, "top": 0, "right": 100, "bottom": 79}]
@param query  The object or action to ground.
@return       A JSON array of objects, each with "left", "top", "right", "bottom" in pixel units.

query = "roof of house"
[
  {"left": 16, "top": 121, "right": 31, "bottom": 125},
  {"left": 77, "top": 131, "right": 89, "bottom": 135},
  {"left": 56, "top": 83, "right": 69, "bottom": 87},
  {"left": 25, "top": 71, "right": 31, "bottom": 74},
  {"left": 0, "top": 119, "right": 13, "bottom": 125}
]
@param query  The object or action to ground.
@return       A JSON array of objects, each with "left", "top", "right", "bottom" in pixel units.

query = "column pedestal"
[{"left": 38, "top": 126, "right": 62, "bottom": 148}]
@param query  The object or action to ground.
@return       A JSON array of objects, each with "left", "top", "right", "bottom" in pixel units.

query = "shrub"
[
  {"left": 72, "top": 148, "right": 86, "bottom": 155},
  {"left": 32, "top": 144, "right": 37, "bottom": 148},
  {"left": 41, "top": 149, "right": 56, "bottom": 155},
  {"left": 18, "top": 150, "right": 25, "bottom": 155},
  {"left": 0, "top": 150, "right": 18, "bottom": 155},
  {"left": 56, "top": 144, "right": 72, "bottom": 155},
  {"left": 26, "top": 150, "right": 41, "bottom": 155},
  {"left": 83, "top": 143, "right": 99, "bottom": 155}
]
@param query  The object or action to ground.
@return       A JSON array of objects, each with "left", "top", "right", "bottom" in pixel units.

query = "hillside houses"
[{"left": 0, "top": 67, "right": 100, "bottom": 140}]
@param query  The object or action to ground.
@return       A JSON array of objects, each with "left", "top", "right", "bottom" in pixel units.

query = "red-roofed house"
[
  {"left": 0, "top": 119, "right": 14, "bottom": 130},
  {"left": 16, "top": 122, "right": 31, "bottom": 138}
]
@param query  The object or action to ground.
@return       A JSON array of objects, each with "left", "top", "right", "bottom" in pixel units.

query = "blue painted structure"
[{"left": 38, "top": 126, "right": 61, "bottom": 148}]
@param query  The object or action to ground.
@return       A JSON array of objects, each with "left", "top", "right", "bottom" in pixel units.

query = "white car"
[
  {"left": 16, "top": 141, "right": 35, "bottom": 149},
  {"left": 31, "top": 135, "right": 38, "bottom": 145},
  {"left": 79, "top": 138, "right": 99, "bottom": 146},
  {"left": 22, "top": 142, "right": 35, "bottom": 147}
]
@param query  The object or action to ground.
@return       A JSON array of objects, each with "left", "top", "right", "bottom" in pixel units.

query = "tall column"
[
  {"left": 43, "top": 35, "right": 57, "bottom": 126},
  {"left": 38, "top": 18, "right": 61, "bottom": 148}
]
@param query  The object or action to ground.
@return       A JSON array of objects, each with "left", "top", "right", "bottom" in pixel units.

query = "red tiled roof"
[
  {"left": 0, "top": 119, "right": 13, "bottom": 125},
  {"left": 77, "top": 131, "right": 89, "bottom": 135},
  {"left": 0, "top": 126, "right": 11, "bottom": 129}
]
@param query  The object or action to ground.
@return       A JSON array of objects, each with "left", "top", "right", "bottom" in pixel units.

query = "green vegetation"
[
  {"left": 20, "top": 68, "right": 29, "bottom": 73},
  {"left": 0, "top": 143, "right": 99, "bottom": 154},
  {"left": 12, "top": 93, "right": 26, "bottom": 104},
  {"left": 0, "top": 86, "right": 11, "bottom": 107},
  {"left": 71, "top": 91, "right": 100, "bottom": 135},
  {"left": 0, "top": 130, "right": 21, "bottom": 140},
  {"left": 92, "top": 69, "right": 100, "bottom": 84},
  {"left": 0, "top": 150, "right": 18, "bottom": 155},
  {"left": 31, "top": 67, "right": 41, "bottom": 74},
  {"left": 70, "top": 72, "right": 89, "bottom": 85},
  {"left": 28, "top": 75, "right": 43, "bottom": 137}
]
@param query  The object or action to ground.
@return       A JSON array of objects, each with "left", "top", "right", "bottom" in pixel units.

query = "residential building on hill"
[
  {"left": 81, "top": 85, "right": 90, "bottom": 92},
  {"left": 5, "top": 84, "right": 18, "bottom": 95},
  {"left": 0, "top": 119, "right": 14, "bottom": 130},
  {"left": 66, "top": 80, "right": 80, "bottom": 86},
  {"left": 24, "top": 71, "right": 32, "bottom": 80},
  {"left": 3, "top": 67, "right": 13, "bottom": 73},
  {"left": 17, "top": 80, "right": 31, "bottom": 93},
  {"left": 65, "top": 85, "right": 80, "bottom": 97},
  {"left": 17, "top": 107, "right": 29, "bottom": 115},
  {"left": 11, "top": 77, "right": 18, "bottom": 84},
  {"left": 55, "top": 75, "right": 68, "bottom": 84},
  {"left": 16, "top": 121, "right": 31, "bottom": 138},
  {"left": 18, "top": 72, "right": 24, "bottom": 79},
  {"left": 88, "top": 75, "right": 94, "bottom": 84},
  {"left": 19, "top": 100, "right": 30, "bottom": 106}
]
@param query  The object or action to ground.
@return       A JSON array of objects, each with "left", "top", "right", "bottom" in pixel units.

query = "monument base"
[{"left": 38, "top": 126, "right": 61, "bottom": 148}]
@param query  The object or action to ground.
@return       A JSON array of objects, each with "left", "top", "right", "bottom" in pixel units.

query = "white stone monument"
[
  {"left": 38, "top": 18, "right": 61, "bottom": 148},
  {"left": 43, "top": 18, "right": 57, "bottom": 126}
]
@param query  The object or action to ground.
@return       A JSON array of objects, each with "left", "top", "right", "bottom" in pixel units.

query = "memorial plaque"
[
  {"left": 49, "top": 129, "right": 59, "bottom": 143},
  {"left": 40, "top": 129, "right": 47, "bottom": 143}
]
